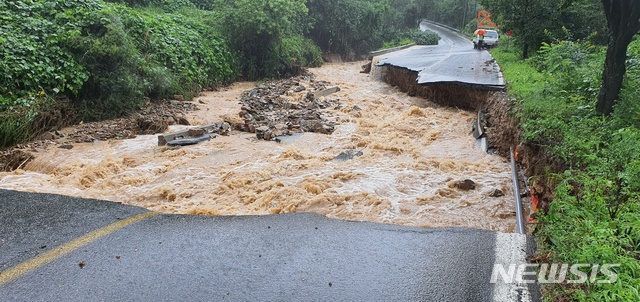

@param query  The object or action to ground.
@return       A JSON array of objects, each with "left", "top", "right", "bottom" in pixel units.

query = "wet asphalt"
[
  {"left": 0, "top": 189, "right": 538, "bottom": 301},
  {"left": 377, "top": 21, "right": 505, "bottom": 89}
]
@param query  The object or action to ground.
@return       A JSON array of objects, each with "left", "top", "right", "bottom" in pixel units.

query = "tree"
[
  {"left": 595, "top": 0, "right": 640, "bottom": 115},
  {"left": 306, "top": 0, "right": 389, "bottom": 59},
  {"left": 214, "top": 0, "right": 308, "bottom": 79},
  {"left": 482, "top": 0, "right": 560, "bottom": 58}
]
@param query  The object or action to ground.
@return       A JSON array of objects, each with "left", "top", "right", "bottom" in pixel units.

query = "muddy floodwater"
[{"left": 0, "top": 62, "right": 516, "bottom": 232}]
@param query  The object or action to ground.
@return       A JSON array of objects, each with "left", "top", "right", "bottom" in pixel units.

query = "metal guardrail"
[{"left": 510, "top": 147, "right": 526, "bottom": 234}]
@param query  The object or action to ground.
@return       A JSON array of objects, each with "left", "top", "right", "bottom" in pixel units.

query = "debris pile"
[
  {"left": 158, "top": 122, "right": 232, "bottom": 146},
  {"left": 69, "top": 100, "right": 197, "bottom": 143},
  {"left": 237, "top": 75, "right": 342, "bottom": 140},
  {"left": 0, "top": 100, "right": 198, "bottom": 172}
]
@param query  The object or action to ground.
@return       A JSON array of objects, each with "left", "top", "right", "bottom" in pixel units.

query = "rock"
[
  {"left": 188, "top": 128, "right": 206, "bottom": 136},
  {"left": 497, "top": 212, "right": 516, "bottom": 219},
  {"left": 300, "top": 120, "right": 323, "bottom": 132},
  {"left": 167, "top": 134, "right": 211, "bottom": 146},
  {"left": 333, "top": 150, "right": 364, "bottom": 161},
  {"left": 263, "top": 130, "right": 272, "bottom": 140},
  {"left": 39, "top": 132, "right": 55, "bottom": 140},
  {"left": 489, "top": 188, "right": 505, "bottom": 197},
  {"left": 58, "top": 144, "right": 74, "bottom": 150},
  {"left": 136, "top": 117, "right": 168, "bottom": 134},
  {"left": 176, "top": 117, "right": 190, "bottom": 125},
  {"left": 173, "top": 95, "right": 185, "bottom": 102},
  {"left": 455, "top": 179, "right": 476, "bottom": 190}
]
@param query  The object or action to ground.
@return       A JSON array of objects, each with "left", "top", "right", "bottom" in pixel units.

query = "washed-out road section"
[{"left": 377, "top": 21, "right": 504, "bottom": 89}]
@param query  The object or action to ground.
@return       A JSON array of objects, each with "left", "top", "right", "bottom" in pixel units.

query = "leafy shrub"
[
  {"left": 0, "top": 0, "right": 97, "bottom": 106},
  {"left": 0, "top": 0, "right": 236, "bottom": 124},
  {"left": 104, "top": 0, "right": 195, "bottom": 10},
  {"left": 267, "top": 36, "right": 322, "bottom": 76},
  {"left": 613, "top": 38, "right": 640, "bottom": 129},
  {"left": 410, "top": 29, "right": 440, "bottom": 45},
  {"left": 381, "top": 38, "right": 414, "bottom": 50},
  {"left": 381, "top": 29, "right": 439, "bottom": 50},
  {"left": 306, "top": 0, "right": 389, "bottom": 59},
  {"left": 213, "top": 0, "right": 309, "bottom": 79}
]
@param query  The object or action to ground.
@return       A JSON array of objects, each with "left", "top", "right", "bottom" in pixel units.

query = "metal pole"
[{"left": 510, "top": 147, "right": 526, "bottom": 234}]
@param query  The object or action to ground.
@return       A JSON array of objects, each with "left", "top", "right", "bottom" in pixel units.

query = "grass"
[{"left": 491, "top": 43, "right": 640, "bottom": 301}]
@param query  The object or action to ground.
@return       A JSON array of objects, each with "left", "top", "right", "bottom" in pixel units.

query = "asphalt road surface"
[
  {"left": 0, "top": 189, "right": 538, "bottom": 301},
  {"left": 377, "top": 21, "right": 504, "bottom": 89}
]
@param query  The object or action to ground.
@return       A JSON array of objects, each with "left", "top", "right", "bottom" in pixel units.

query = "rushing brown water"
[{"left": 0, "top": 62, "right": 515, "bottom": 232}]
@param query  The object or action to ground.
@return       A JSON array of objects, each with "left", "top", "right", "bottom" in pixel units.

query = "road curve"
[
  {"left": 377, "top": 21, "right": 504, "bottom": 89},
  {"left": 0, "top": 189, "right": 538, "bottom": 301}
]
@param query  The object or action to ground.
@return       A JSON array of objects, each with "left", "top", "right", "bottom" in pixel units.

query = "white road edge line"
[{"left": 492, "top": 232, "right": 533, "bottom": 302}]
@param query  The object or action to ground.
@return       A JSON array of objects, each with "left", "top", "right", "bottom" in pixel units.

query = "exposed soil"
[
  {"left": 381, "top": 66, "right": 492, "bottom": 110},
  {"left": 376, "top": 63, "right": 563, "bottom": 225},
  {"left": 0, "top": 100, "right": 197, "bottom": 172}
]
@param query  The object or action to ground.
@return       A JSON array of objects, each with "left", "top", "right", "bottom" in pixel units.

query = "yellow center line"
[{"left": 0, "top": 211, "right": 159, "bottom": 286}]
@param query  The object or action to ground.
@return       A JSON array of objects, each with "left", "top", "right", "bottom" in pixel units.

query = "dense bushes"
[
  {"left": 492, "top": 39, "right": 640, "bottom": 300},
  {"left": 0, "top": 0, "right": 237, "bottom": 147},
  {"left": 382, "top": 29, "right": 440, "bottom": 49},
  {"left": 212, "top": 0, "right": 315, "bottom": 79},
  {"left": 306, "top": 0, "right": 390, "bottom": 59}
]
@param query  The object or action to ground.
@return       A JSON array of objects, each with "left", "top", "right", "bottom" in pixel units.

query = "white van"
[{"left": 473, "top": 30, "right": 499, "bottom": 49}]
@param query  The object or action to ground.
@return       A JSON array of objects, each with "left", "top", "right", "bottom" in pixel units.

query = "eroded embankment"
[{"left": 379, "top": 64, "right": 560, "bottom": 216}]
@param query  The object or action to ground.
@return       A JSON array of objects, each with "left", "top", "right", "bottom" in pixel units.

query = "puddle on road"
[{"left": 0, "top": 62, "right": 515, "bottom": 232}]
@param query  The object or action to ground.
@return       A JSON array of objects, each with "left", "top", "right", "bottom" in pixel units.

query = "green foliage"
[
  {"left": 492, "top": 38, "right": 640, "bottom": 300},
  {"left": 276, "top": 36, "right": 324, "bottom": 69},
  {"left": 0, "top": 0, "right": 97, "bottom": 106},
  {"left": 306, "top": 0, "right": 390, "bottom": 59},
  {"left": 481, "top": 0, "right": 607, "bottom": 58},
  {"left": 381, "top": 29, "right": 439, "bottom": 49},
  {"left": 0, "top": 0, "right": 236, "bottom": 145},
  {"left": 213, "top": 0, "right": 309, "bottom": 79},
  {"left": 382, "top": 38, "right": 414, "bottom": 50},
  {"left": 614, "top": 38, "right": 640, "bottom": 128},
  {"left": 410, "top": 29, "right": 440, "bottom": 45},
  {"left": 104, "top": 0, "right": 195, "bottom": 10}
]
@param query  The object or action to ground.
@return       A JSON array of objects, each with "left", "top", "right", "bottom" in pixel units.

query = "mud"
[
  {"left": 0, "top": 62, "right": 518, "bottom": 232},
  {"left": 0, "top": 100, "right": 197, "bottom": 172},
  {"left": 482, "top": 92, "right": 562, "bottom": 216},
  {"left": 382, "top": 66, "right": 492, "bottom": 110}
]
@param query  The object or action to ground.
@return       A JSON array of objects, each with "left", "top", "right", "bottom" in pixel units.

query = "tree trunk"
[
  {"left": 596, "top": 0, "right": 640, "bottom": 115},
  {"left": 596, "top": 36, "right": 631, "bottom": 115}
]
